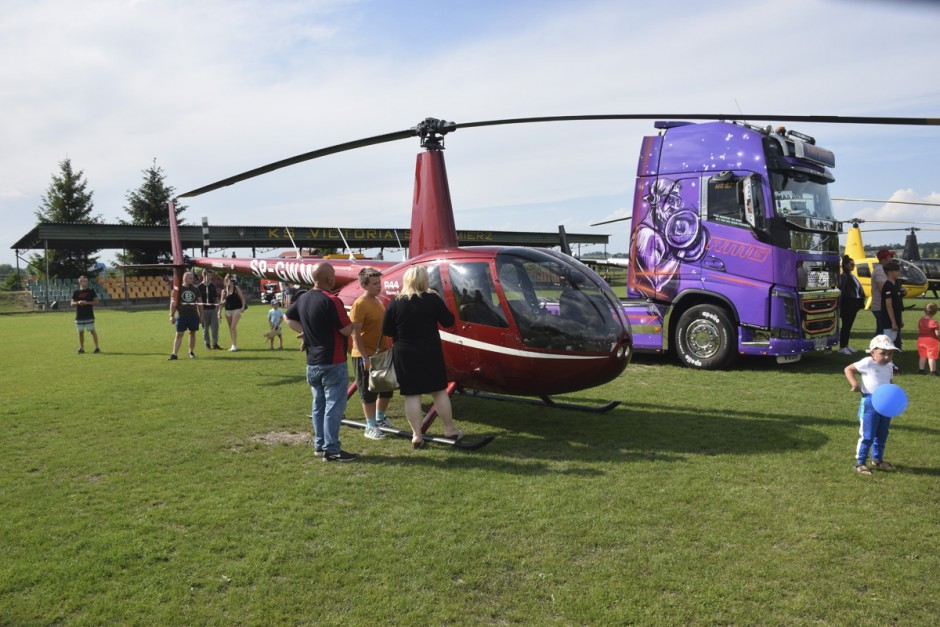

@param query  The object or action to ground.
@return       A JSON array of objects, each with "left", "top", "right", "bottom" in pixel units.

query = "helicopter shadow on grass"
[
  {"left": 631, "top": 351, "right": 847, "bottom": 375},
  {"left": 445, "top": 394, "right": 831, "bottom": 465}
]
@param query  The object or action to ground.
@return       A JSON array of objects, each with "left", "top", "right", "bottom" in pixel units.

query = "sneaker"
[
  {"left": 838, "top": 346, "right": 853, "bottom": 355},
  {"left": 212, "top": 344, "right": 222, "bottom": 350},
  {"left": 189, "top": 352, "right": 195, "bottom": 359},
  {"left": 872, "top": 460, "right": 895, "bottom": 471},
  {"left": 323, "top": 450, "right": 357, "bottom": 462},
  {"left": 77, "top": 348, "right": 84, "bottom": 354},
  {"left": 314, "top": 448, "right": 326, "bottom": 458},
  {"left": 229, "top": 345, "right": 238, "bottom": 352},
  {"left": 364, "top": 426, "right": 385, "bottom": 440},
  {"left": 93, "top": 347, "right": 101, "bottom": 354},
  {"left": 376, "top": 417, "right": 395, "bottom": 430},
  {"left": 168, "top": 354, "right": 178, "bottom": 360},
  {"left": 855, "top": 463, "right": 872, "bottom": 476}
]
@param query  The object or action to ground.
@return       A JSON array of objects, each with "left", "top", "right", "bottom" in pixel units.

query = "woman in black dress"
[
  {"left": 382, "top": 265, "right": 461, "bottom": 448},
  {"left": 838, "top": 255, "right": 866, "bottom": 354}
]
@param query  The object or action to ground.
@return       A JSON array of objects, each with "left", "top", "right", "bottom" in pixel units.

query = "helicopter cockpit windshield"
[{"left": 495, "top": 248, "right": 626, "bottom": 352}]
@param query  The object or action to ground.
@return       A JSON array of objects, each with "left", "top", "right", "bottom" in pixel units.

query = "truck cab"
[{"left": 623, "top": 121, "right": 841, "bottom": 369}]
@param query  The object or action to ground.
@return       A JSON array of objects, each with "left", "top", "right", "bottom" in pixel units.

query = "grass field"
[{"left": 1, "top": 302, "right": 939, "bottom": 625}]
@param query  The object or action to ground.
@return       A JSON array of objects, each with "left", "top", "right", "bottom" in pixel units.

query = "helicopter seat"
[{"left": 458, "top": 289, "right": 507, "bottom": 327}]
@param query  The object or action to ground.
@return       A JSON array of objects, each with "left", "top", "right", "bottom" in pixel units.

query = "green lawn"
[{"left": 1, "top": 304, "right": 938, "bottom": 625}]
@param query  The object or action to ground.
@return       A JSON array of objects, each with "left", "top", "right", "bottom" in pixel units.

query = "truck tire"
[{"left": 675, "top": 304, "right": 736, "bottom": 369}]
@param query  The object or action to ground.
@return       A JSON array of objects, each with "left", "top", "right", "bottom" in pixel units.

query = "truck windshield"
[{"left": 770, "top": 173, "right": 835, "bottom": 220}]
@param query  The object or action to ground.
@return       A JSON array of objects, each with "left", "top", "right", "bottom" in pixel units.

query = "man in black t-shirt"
[
  {"left": 168, "top": 271, "right": 204, "bottom": 360},
  {"left": 879, "top": 261, "right": 904, "bottom": 351},
  {"left": 70, "top": 275, "right": 100, "bottom": 354}
]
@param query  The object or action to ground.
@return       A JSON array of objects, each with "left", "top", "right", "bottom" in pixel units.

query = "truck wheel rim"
[{"left": 687, "top": 320, "right": 720, "bottom": 359}]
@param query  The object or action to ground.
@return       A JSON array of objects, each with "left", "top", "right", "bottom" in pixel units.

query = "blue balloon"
[{"left": 872, "top": 384, "right": 908, "bottom": 417}]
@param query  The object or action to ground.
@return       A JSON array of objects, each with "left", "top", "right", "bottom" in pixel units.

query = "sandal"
[
  {"left": 872, "top": 460, "right": 895, "bottom": 471},
  {"left": 412, "top": 437, "right": 426, "bottom": 449},
  {"left": 444, "top": 429, "right": 464, "bottom": 441},
  {"left": 855, "top": 464, "right": 872, "bottom": 476}
]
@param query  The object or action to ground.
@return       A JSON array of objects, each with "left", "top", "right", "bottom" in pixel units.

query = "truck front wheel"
[{"left": 675, "top": 304, "right": 736, "bottom": 369}]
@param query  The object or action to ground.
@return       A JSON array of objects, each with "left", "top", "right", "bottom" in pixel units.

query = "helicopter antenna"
[
  {"left": 336, "top": 228, "right": 355, "bottom": 260},
  {"left": 284, "top": 227, "right": 301, "bottom": 259},
  {"left": 393, "top": 229, "right": 406, "bottom": 260}
]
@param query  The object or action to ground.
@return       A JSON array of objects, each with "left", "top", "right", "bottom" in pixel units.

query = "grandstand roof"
[{"left": 11, "top": 222, "right": 608, "bottom": 252}]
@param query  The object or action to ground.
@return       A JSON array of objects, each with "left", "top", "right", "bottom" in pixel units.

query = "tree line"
[{"left": 20, "top": 157, "right": 186, "bottom": 282}]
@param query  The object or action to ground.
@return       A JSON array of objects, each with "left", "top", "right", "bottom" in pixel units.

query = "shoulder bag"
[{"left": 368, "top": 348, "right": 398, "bottom": 393}]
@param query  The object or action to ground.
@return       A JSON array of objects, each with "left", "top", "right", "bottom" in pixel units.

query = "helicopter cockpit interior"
[{"left": 495, "top": 248, "right": 625, "bottom": 352}]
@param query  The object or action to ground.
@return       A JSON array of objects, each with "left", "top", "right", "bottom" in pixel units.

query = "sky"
[{"left": 3, "top": 0, "right": 940, "bottom": 270}]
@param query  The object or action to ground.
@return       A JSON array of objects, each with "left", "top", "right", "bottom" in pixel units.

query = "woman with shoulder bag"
[{"left": 381, "top": 265, "right": 462, "bottom": 448}]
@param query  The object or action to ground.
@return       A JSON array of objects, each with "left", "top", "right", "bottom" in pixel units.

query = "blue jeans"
[
  {"left": 306, "top": 362, "right": 349, "bottom": 454},
  {"left": 856, "top": 394, "right": 891, "bottom": 465}
]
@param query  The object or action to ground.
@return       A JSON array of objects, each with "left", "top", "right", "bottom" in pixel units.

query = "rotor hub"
[{"left": 414, "top": 117, "right": 456, "bottom": 150}]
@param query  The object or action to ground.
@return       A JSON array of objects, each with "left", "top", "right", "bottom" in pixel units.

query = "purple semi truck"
[{"left": 621, "top": 120, "right": 841, "bottom": 369}]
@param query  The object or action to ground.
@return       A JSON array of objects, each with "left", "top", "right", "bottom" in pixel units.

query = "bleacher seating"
[{"left": 28, "top": 276, "right": 172, "bottom": 305}]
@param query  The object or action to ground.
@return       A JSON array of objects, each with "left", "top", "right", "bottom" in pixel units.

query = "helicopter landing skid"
[
  {"left": 340, "top": 419, "right": 495, "bottom": 450},
  {"left": 457, "top": 389, "right": 621, "bottom": 413}
]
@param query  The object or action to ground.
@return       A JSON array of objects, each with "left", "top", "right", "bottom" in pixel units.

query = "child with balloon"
[{"left": 844, "top": 335, "right": 908, "bottom": 476}]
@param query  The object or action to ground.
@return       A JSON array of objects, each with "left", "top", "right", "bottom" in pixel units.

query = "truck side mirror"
[{"left": 738, "top": 175, "right": 762, "bottom": 229}]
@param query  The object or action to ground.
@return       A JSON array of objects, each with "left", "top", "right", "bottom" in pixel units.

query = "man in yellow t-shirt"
[{"left": 350, "top": 267, "right": 394, "bottom": 439}]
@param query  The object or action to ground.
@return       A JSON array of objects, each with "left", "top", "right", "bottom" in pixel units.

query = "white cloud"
[{"left": 3, "top": 0, "right": 940, "bottom": 266}]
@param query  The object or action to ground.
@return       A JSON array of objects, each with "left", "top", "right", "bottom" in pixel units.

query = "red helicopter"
[
  {"left": 171, "top": 118, "right": 635, "bottom": 448},
  {"left": 170, "top": 113, "right": 939, "bottom": 447}
]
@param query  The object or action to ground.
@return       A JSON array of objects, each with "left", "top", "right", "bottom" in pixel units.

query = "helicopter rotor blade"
[
  {"left": 180, "top": 113, "right": 940, "bottom": 199},
  {"left": 846, "top": 218, "right": 940, "bottom": 227},
  {"left": 854, "top": 227, "right": 940, "bottom": 233},
  {"left": 457, "top": 113, "right": 940, "bottom": 130},
  {"left": 179, "top": 128, "right": 418, "bottom": 198},
  {"left": 833, "top": 197, "right": 940, "bottom": 207},
  {"left": 590, "top": 216, "right": 632, "bottom": 227}
]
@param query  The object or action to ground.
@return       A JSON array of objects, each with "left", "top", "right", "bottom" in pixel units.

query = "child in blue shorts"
[{"left": 844, "top": 334, "right": 899, "bottom": 476}]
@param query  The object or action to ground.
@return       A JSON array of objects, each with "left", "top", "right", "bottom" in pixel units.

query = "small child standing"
[
  {"left": 267, "top": 300, "right": 284, "bottom": 350},
  {"left": 844, "top": 334, "right": 899, "bottom": 476},
  {"left": 917, "top": 302, "right": 939, "bottom": 375}
]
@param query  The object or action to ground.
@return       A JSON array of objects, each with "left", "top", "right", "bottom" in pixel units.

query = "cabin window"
[
  {"left": 705, "top": 173, "right": 756, "bottom": 228},
  {"left": 856, "top": 264, "right": 871, "bottom": 279},
  {"left": 427, "top": 264, "right": 444, "bottom": 296},
  {"left": 449, "top": 262, "right": 508, "bottom": 328}
]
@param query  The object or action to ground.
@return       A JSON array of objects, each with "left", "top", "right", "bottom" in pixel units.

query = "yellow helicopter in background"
[{"left": 841, "top": 218, "right": 929, "bottom": 306}]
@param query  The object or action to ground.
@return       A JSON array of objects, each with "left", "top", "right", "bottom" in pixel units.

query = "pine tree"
[
  {"left": 116, "top": 160, "right": 186, "bottom": 274},
  {"left": 30, "top": 158, "right": 102, "bottom": 279}
]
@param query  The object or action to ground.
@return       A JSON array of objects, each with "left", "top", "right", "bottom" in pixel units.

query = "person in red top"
[
  {"left": 917, "top": 302, "right": 939, "bottom": 376},
  {"left": 285, "top": 263, "right": 359, "bottom": 462}
]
